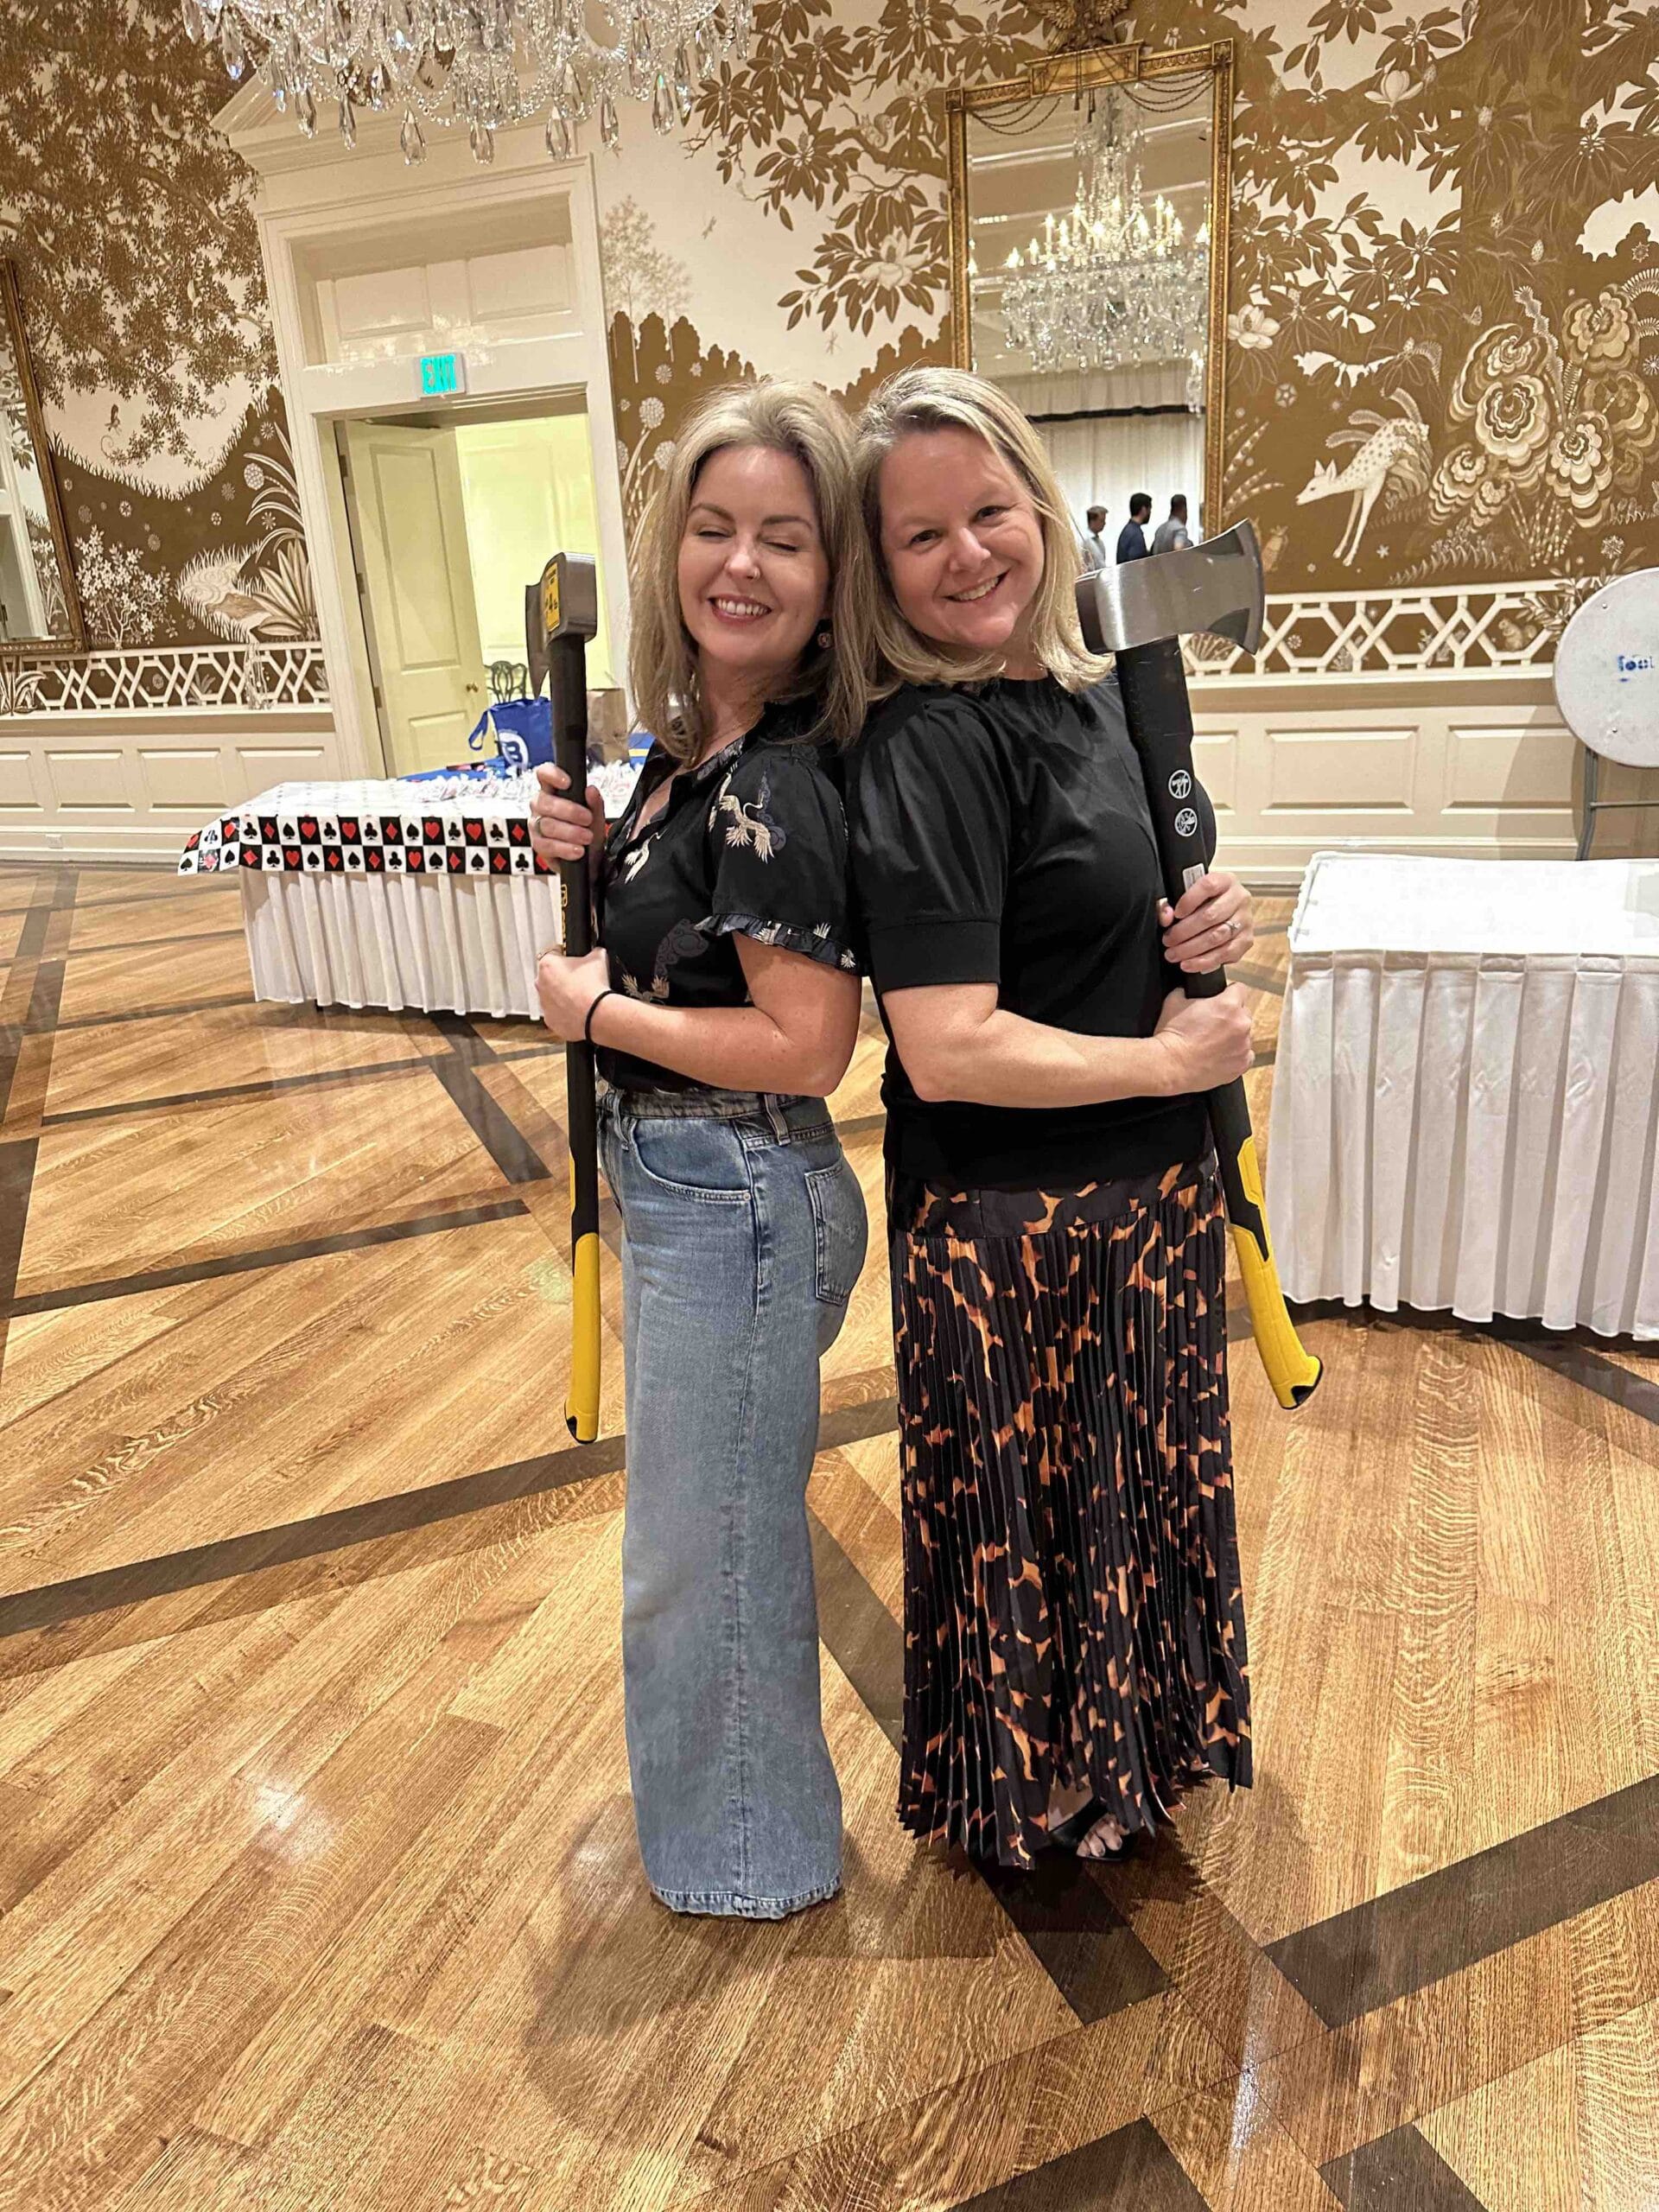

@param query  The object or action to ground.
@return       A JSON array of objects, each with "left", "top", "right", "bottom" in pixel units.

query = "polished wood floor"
[{"left": 2, "top": 860, "right": 1656, "bottom": 2212}]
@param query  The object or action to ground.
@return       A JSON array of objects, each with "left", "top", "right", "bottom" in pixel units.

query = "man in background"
[
  {"left": 1079, "top": 505, "right": 1109, "bottom": 572},
  {"left": 1116, "top": 493, "right": 1152, "bottom": 563},
  {"left": 1152, "top": 494, "right": 1192, "bottom": 556}
]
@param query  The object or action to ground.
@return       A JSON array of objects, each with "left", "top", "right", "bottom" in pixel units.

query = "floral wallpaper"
[
  {"left": 2, "top": 0, "right": 1655, "bottom": 677},
  {"left": 0, "top": 1, "right": 315, "bottom": 650},
  {"left": 599, "top": 0, "right": 1659, "bottom": 600}
]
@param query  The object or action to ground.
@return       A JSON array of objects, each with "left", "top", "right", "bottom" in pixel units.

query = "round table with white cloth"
[{"left": 1268, "top": 853, "right": 1659, "bottom": 1341}]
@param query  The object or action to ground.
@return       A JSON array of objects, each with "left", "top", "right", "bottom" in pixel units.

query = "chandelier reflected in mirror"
[
  {"left": 998, "top": 92, "right": 1208, "bottom": 406},
  {"left": 182, "top": 0, "right": 752, "bottom": 163}
]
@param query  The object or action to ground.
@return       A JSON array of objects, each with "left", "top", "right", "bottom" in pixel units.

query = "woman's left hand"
[
  {"left": 1159, "top": 872, "right": 1254, "bottom": 974},
  {"left": 536, "top": 945, "right": 612, "bottom": 1041}
]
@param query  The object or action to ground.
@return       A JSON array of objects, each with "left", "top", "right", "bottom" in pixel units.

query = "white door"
[{"left": 343, "top": 420, "right": 486, "bottom": 775}]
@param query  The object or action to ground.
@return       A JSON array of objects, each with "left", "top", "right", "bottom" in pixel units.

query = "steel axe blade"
[{"left": 1077, "top": 520, "right": 1266, "bottom": 657}]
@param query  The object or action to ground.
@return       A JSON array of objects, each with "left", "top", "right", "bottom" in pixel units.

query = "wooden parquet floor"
[{"left": 1, "top": 860, "right": 1656, "bottom": 2212}]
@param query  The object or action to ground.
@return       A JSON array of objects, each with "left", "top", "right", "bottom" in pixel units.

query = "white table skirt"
[
  {"left": 1268, "top": 855, "right": 1659, "bottom": 1340},
  {"left": 241, "top": 867, "right": 564, "bottom": 1020}
]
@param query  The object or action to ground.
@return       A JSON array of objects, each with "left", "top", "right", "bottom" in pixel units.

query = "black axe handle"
[
  {"left": 548, "top": 630, "right": 601, "bottom": 1443},
  {"left": 1115, "top": 636, "right": 1321, "bottom": 1411}
]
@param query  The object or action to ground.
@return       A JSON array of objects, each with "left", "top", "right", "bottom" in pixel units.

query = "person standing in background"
[
  {"left": 1152, "top": 494, "right": 1192, "bottom": 556},
  {"left": 1079, "top": 505, "right": 1109, "bottom": 572},
  {"left": 1116, "top": 493, "right": 1152, "bottom": 563}
]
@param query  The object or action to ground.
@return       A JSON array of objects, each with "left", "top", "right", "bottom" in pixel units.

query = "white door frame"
[{"left": 220, "top": 92, "right": 630, "bottom": 781}]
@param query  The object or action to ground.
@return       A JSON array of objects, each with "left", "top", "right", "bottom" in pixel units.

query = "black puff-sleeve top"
[{"left": 594, "top": 697, "right": 859, "bottom": 1094}]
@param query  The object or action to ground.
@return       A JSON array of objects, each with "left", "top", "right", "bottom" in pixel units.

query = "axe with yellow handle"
[
  {"left": 1077, "top": 522, "right": 1321, "bottom": 1411},
  {"left": 534, "top": 552, "right": 603, "bottom": 1442}
]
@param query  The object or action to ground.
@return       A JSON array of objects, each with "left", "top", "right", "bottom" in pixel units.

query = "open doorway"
[{"left": 339, "top": 391, "right": 617, "bottom": 777}]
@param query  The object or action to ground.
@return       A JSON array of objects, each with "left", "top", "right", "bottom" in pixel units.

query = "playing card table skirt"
[
  {"left": 180, "top": 778, "right": 566, "bottom": 1020},
  {"left": 1268, "top": 853, "right": 1659, "bottom": 1341}
]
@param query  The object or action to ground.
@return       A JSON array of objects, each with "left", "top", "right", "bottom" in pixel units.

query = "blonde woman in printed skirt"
[{"left": 846, "top": 368, "right": 1257, "bottom": 1866}]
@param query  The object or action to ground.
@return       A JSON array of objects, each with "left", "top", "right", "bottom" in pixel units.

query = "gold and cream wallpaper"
[
  {"left": 600, "top": 0, "right": 1659, "bottom": 597},
  {"left": 3, "top": 0, "right": 1657, "bottom": 659},
  {"left": 0, "top": 2, "right": 314, "bottom": 651}
]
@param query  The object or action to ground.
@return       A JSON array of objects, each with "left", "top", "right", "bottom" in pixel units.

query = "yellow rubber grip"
[
  {"left": 566, "top": 1230, "right": 602, "bottom": 1441},
  {"left": 1230, "top": 1217, "right": 1323, "bottom": 1410}
]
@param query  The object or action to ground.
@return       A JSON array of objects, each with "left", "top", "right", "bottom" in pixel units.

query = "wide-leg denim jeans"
[{"left": 598, "top": 1086, "right": 868, "bottom": 1918}]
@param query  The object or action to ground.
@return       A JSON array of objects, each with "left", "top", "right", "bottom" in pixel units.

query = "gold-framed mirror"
[
  {"left": 948, "top": 37, "right": 1233, "bottom": 556},
  {"left": 0, "top": 259, "right": 84, "bottom": 656}
]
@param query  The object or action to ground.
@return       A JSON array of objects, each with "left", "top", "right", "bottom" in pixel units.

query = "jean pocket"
[
  {"left": 805, "top": 1157, "right": 868, "bottom": 1306},
  {"left": 628, "top": 1117, "right": 752, "bottom": 1205}
]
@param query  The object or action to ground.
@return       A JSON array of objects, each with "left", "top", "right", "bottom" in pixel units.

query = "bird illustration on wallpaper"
[{"left": 1295, "top": 393, "right": 1432, "bottom": 565}]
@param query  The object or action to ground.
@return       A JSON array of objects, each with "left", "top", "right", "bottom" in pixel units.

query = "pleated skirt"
[{"left": 887, "top": 1154, "right": 1251, "bottom": 1870}]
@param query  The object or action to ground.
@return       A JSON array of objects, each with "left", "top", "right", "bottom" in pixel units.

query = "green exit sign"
[{"left": 418, "top": 352, "right": 467, "bottom": 397}]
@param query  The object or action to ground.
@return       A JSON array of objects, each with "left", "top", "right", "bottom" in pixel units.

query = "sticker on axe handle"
[
  {"left": 1173, "top": 805, "right": 1199, "bottom": 839},
  {"left": 1182, "top": 863, "right": 1206, "bottom": 893},
  {"left": 1168, "top": 770, "right": 1192, "bottom": 800}
]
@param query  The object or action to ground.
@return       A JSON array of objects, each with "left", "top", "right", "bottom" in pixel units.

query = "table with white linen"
[
  {"left": 178, "top": 766, "right": 637, "bottom": 1020},
  {"left": 1268, "top": 853, "right": 1659, "bottom": 1340}
]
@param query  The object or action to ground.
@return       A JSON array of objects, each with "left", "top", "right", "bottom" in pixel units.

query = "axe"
[
  {"left": 1077, "top": 522, "right": 1322, "bottom": 1411},
  {"left": 532, "top": 553, "right": 603, "bottom": 1442}
]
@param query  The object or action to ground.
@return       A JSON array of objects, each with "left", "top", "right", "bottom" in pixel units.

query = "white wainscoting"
[
  {"left": 0, "top": 708, "right": 340, "bottom": 862},
  {"left": 1190, "top": 673, "right": 1615, "bottom": 881},
  {"left": 5, "top": 670, "right": 1653, "bottom": 871}
]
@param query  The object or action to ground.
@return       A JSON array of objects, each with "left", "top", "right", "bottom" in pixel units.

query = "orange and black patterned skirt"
[{"left": 887, "top": 1155, "right": 1251, "bottom": 1871}]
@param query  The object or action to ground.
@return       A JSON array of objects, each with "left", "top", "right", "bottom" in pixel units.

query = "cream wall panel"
[
  {"left": 0, "top": 713, "right": 340, "bottom": 862},
  {"left": 236, "top": 742, "right": 332, "bottom": 782},
  {"left": 46, "top": 751, "right": 133, "bottom": 812},
  {"left": 312, "top": 246, "right": 575, "bottom": 367},
  {"left": 1264, "top": 728, "right": 1417, "bottom": 814},
  {"left": 1192, "top": 729, "right": 1237, "bottom": 813},
  {"left": 1193, "top": 681, "right": 1591, "bottom": 880},
  {"left": 1444, "top": 722, "right": 1576, "bottom": 810},
  {"left": 327, "top": 265, "right": 433, "bottom": 353},
  {"left": 137, "top": 748, "right": 227, "bottom": 813},
  {"left": 0, "top": 751, "right": 41, "bottom": 812},
  {"left": 466, "top": 242, "right": 573, "bottom": 322}
]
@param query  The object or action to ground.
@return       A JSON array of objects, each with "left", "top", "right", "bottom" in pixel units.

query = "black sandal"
[{"left": 1045, "top": 1797, "right": 1128, "bottom": 1856}]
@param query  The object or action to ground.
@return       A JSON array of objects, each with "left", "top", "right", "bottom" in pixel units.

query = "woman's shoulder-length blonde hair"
[
  {"left": 628, "top": 378, "right": 874, "bottom": 761},
  {"left": 855, "top": 365, "right": 1106, "bottom": 694}
]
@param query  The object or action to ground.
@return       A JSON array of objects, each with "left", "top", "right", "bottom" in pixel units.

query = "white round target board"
[{"left": 1553, "top": 569, "right": 1659, "bottom": 768}]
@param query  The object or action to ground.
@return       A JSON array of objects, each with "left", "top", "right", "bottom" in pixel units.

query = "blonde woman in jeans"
[{"left": 531, "top": 384, "right": 871, "bottom": 1918}]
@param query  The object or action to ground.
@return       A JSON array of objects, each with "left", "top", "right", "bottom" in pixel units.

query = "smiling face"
[
  {"left": 876, "top": 425, "right": 1048, "bottom": 673},
  {"left": 676, "top": 443, "right": 830, "bottom": 712}
]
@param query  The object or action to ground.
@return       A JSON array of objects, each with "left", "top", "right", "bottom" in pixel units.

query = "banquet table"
[
  {"left": 1268, "top": 852, "right": 1659, "bottom": 1341},
  {"left": 179, "top": 766, "right": 636, "bottom": 1020}
]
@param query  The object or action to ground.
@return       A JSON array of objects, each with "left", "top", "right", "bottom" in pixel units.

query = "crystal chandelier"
[
  {"left": 999, "top": 92, "right": 1209, "bottom": 405},
  {"left": 182, "top": 0, "right": 753, "bottom": 162}
]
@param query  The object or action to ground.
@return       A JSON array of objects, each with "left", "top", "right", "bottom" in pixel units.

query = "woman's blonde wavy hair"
[
  {"left": 628, "top": 379, "right": 874, "bottom": 760},
  {"left": 855, "top": 365, "right": 1105, "bottom": 693}
]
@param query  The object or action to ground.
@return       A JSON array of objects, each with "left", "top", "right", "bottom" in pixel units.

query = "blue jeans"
[{"left": 598, "top": 1086, "right": 868, "bottom": 1917}]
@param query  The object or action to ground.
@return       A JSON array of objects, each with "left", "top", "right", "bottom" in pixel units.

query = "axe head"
[{"left": 1077, "top": 520, "right": 1265, "bottom": 657}]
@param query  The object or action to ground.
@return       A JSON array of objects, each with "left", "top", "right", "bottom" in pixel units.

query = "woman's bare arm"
[
  {"left": 585, "top": 937, "right": 860, "bottom": 1098},
  {"left": 881, "top": 981, "right": 1254, "bottom": 1107}
]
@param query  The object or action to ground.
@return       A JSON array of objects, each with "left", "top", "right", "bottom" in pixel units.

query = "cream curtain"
[{"left": 1035, "top": 409, "right": 1205, "bottom": 548}]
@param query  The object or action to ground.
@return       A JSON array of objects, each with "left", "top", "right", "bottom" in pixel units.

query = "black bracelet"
[{"left": 584, "top": 988, "right": 615, "bottom": 1046}]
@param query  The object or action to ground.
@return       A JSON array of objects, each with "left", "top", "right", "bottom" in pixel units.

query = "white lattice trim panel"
[
  {"left": 1, "top": 645, "right": 329, "bottom": 715},
  {"left": 0, "top": 582, "right": 1586, "bottom": 713},
  {"left": 1186, "top": 579, "right": 1582, "bottom": 679}
]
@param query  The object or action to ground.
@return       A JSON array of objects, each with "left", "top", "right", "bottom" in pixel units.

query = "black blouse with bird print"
[{"left": 594, "top": 696, "right": 859, "bottom": 1094}]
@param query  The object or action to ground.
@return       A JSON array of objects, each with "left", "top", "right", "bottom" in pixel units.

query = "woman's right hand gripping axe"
[
  {"left": 1077, "top": 523, "right": 1321, "bottom": 1411},
  {"left": 535, "top": 551, "right": 604, "bottom": 1441}
]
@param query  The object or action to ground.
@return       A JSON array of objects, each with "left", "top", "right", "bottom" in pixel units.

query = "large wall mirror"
[
  {"left": 948, "top": 39, "right": 1233, "bottom": 557},
  {"left": 0, "top": 261, "right": 84, "bottom": 654}
]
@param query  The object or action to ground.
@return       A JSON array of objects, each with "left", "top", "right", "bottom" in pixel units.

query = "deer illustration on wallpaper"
[{"left": 1296, "top": 394, "right": 1433, "bottom": 565}]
